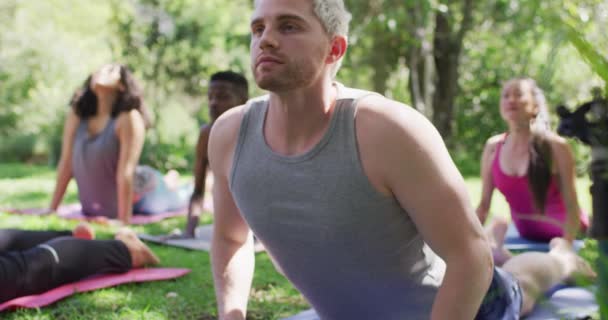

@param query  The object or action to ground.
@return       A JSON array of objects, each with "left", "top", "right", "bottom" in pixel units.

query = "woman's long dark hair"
[
  {"left": 520, "top": 78, "right": 553, "bottom": 213},
  {"left": 70, "top": 64, "right": 152, "bottom": 128}
]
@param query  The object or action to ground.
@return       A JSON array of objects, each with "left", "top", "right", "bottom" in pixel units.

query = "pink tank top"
[{"left": 491, "top": 135, "right": 588, "bottom": 241}]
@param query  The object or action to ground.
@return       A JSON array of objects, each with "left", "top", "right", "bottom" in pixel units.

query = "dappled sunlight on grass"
[
  {"left": 1, "top": 163, "right": 603, "bottom": 319},
  {"left": 250, "top": 284, "right": 307, "bottom": 305},
  {"left": 74, "top": 289, "right": 132, "bottom": 312},
  {"left": 0, "top": 179, "right": 78, "bottom": 209},
  {"left": 33, "top": 288, "right": 168, "bottom": 319},
  {"left": 0, "top": 213, "right": 75, "bottom": 230}
]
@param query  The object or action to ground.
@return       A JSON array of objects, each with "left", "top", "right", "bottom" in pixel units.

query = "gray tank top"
[
  {"left": 72, "top": 118, "right": 120, "bottom": 217},
  {"left": 230, "top": 86, "right": 445, "bottom": 320}
]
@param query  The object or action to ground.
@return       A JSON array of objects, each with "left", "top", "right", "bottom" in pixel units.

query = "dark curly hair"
[{"left": 70, "top": 65, "right": 152, "bottom": 128}]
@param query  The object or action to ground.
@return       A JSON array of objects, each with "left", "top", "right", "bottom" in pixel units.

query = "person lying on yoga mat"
[
  {"left": 181, "top": 71, "right": 249, "bottom": 238},
  {"left": 476, "top": 78, "right": 590, "bottom": 257},
  {"left": 207, "top": 1, "right": 591, "bottom": 319},
  {"left": 49, "top": 63, "right": 190, "bottom": 224},
  {"left": 0, "top": 223, "right": 160, "bottom": 303}
]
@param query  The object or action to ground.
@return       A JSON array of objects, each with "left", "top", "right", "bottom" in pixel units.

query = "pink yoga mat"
[
  {"left": 0, "top": 268, "right": 190, "bottom": 312},
  {"left": 2, "top": 200, "right": 214, "bottom": 225}
]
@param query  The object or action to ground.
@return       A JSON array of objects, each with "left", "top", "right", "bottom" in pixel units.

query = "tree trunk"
[
  {"left": 406, "top": 23, "right": 434, "bottom": 118},
  {"left": 400, "top": 1, "right": 434, "bottom": 118},
  {"left": 432, "top": 12, "right": 459, "bottom": 139},
  {"left": 431, "top": 0, "right": 474, "bottom": 141}
]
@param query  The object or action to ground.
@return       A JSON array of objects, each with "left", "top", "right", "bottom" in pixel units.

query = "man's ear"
[{"left": 326, "top": 35, "right": 347, "bottom": 64}]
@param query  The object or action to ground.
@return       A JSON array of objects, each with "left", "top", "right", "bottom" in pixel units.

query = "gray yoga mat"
[
  {"left": 138, "top": 224, "right": 265, "bottom": 252},
  {"left": 281, "top": 286, "right": 598, "bottom": 320}
]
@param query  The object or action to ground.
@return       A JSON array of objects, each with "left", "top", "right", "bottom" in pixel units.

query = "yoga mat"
[
  {"left": 138, "top": 224, "right": 265, "bottom": 253},
  {"left": 281, "top": 286, "right": 598, "bottom": 320},
  {"left": 2, "top": 201, "right": 212, "bottom": 225},
  {"left": 504, "top": 224, "right": 585, "bottom": 252},
  {"left": 524, "top": 286, "right": 598, "bottom": 319},
  {"left": 0, "top": 268, "right": 190, "bottom": 312}
]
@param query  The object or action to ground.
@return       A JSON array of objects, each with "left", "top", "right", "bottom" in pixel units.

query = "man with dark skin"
[{"left": 183, "top": 71, "right": 249, "bottom": 237}]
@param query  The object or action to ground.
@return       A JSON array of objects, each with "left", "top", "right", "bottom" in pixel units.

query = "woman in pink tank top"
[{"left": 476, "top": 78, "right": 589, "bottom": 261}]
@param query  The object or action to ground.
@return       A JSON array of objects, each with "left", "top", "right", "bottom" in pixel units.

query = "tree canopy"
[{"left": 1, "top": 0, "right": 605, "bottom": 174}]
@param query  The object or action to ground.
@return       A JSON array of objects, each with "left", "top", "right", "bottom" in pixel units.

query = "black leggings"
[{"left": 0, "top": 229, "right": 131, "bottom": 303}]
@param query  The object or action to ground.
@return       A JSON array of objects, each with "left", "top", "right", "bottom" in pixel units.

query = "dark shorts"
[{"left": 475, "top": 267, "right": 522, "bottom": 320}]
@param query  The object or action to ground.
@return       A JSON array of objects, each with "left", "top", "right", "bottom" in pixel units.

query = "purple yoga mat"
[
  {"left": 2, "top": 199, "right": 214, "bottom": 225},
  {"left": 0, "top": 268, "right": 190, "bottom": 312}
]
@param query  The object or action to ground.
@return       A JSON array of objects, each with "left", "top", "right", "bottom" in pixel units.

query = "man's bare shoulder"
[
  {"left": 207, "top": 103, "right": 251, "bottom": 173},
  {"left": 209, "top": 104, "right": 248, "bottom": 142},
  {"left": 354, "top": 94, "right": 437, "bottom": 143}
]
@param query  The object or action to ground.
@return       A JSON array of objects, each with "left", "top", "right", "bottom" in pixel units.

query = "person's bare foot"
[
  {"left": 163, "top": 169, "right": 180, "bottom": 191},
  {"left": 115, "top": 228, "right": 160, "bottom": 267},
  {"left": 489, "top": 217, "right": 509, "bottom": 245},
  {"left": 492, "top": 246, "right": 513, "bottom": 267},
  {"left": 486, "top": 218, "right": 512, "bottom": 266},
  {"left": 72, "top": 222, "right": 95, "bottom": 240},
  {"left": 549, "top": 237, "right": 597, "bottom": 282}
]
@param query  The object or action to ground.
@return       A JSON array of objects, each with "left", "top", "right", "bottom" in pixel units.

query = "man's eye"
[
  {"left": 252, "top": 25, "right": 264, "bottom": 35},
  {"left": 282, "top": 24, "right": 298, "bottom": 32}
]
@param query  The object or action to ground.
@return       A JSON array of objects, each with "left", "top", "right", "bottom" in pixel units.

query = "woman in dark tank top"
[{"left": 49, "top": 63, "right": 189, "bottom": 224}]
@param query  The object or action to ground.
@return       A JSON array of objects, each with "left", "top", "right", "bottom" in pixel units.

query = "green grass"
[
  {"left": 0, "top": 163, "right": 307, "bottom": 320},
  {"left": 0, "top": 163, "right": 601, "bottom": 319}
]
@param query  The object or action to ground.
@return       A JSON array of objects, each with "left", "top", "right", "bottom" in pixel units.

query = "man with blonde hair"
[{"left": 209, "top": 1, "right": 595, "bottom": 319}]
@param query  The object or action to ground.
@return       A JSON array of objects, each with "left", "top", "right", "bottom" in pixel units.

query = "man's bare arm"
[
  {"left": 185, "top": 125, "right": 211, "bottom": 237},
  {"left": 209, "top": 106, "right": 254, "bottom": 320},
  {"left": 356, "top": 96, "right": 494, "bottom": 320}
]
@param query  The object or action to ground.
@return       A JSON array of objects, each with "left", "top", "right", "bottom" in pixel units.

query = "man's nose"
[{"left": 259, "top": 28, "right": 279, "bottom": 50}]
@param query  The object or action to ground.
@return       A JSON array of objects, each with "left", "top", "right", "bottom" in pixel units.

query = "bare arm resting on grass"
[
  {"left": 550, "top": 135, "right": 582, "bottom": 242},
  {"left": 185, "top": 125, "right": 211, "bottom": 237},
  {"left": 50, "top": 109, "right": 80, "bottom": 211},
  {"left": 208, "top": 106, "right": 255, "bottom": 320},
  {"left": 114, "top": 109, "right": 146, "bottom": 224},
  {"left": 355, "top": 95, "right": 494, "bottom": 320}
]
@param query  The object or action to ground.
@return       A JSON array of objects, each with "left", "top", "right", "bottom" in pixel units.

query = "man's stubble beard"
[{"left": 255, "top": 60, "right": 320, "bottom": 92}]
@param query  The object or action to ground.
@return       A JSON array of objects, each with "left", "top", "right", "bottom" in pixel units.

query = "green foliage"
[
  {"left": 1, "top": 0, "right": 607, "bottom": 176},
  {"left": 558, "top": 12, "right": 608, "bottom": 93},
  {"left": 109, "top": 0, "right": 252, "bottom": 118},
  {"left": 0, "top": 0, "right": 116, "bottom": 162},
  {"left": 105, "top": 0, "right": 253, "bottom": 171},
  {"left": 0, "top": 135, "right": 38, "bottom": 163},
  {"left": 141, "top": 135, "right": 195, "bottom": 173},
  {"left": 451, "top": 0, "right": 606, "bottom": 175}
]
